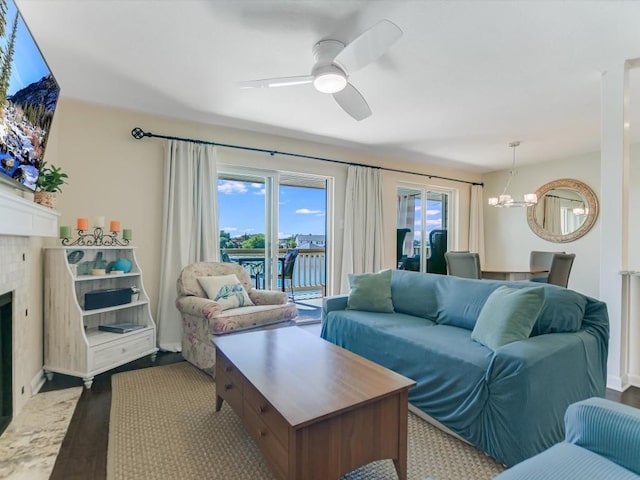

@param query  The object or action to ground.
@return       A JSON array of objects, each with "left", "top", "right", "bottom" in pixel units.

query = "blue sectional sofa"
[
  {"left": 495, "top": 398, "right": 640, "bottom": 479},
  {"left": 321, "top": 270, "right": 609, "bottom": 467}
]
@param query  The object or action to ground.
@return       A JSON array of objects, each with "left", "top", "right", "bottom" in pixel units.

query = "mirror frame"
[{"left": 526, "top": 178, "right": 599, "bottom": 243}]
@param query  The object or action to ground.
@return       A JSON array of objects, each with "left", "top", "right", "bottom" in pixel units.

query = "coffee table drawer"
[
  {"left": 217, "top": 351, "right": 243, "bottom": 386},
  {"left": 217, "top": 370, "right": 243, "bottom": 415},
  {"left": 244, "top": 383, "right": 289, "bottom": 449},
  {"left": 244, "top": 399, "right": 288, "bottom": 479}
]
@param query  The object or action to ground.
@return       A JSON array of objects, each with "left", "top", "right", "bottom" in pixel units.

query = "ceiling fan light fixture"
[{"left": 312, "top": 65, "right": 347, "bottom": 93}]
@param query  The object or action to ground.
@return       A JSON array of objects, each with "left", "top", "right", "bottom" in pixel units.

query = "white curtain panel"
[
  {"left": 157, "top": 140, "right": 218, "bottom": 351},
  {"left": 340, "top": 165, "right": 385, "bottom": 292},
  {"left": 469, "top": 184, "right": 485, "bottom": 266}
]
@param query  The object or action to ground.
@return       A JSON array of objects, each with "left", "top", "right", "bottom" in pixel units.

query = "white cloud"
[
  {"left": 426, "top": 219, "right": 442, "bottom": 227},
  {"left": 296, "top": 208, "right": 322, "bottom": 215},
  {"left": 253, "top": 188, "right": 265, "bottom": 196},
  {"left": 221, "top": 226, "right": 237, "bottom": 232},
  {"left": 218, "top": 180, "right": 248, "bottom": 194},
  {"left": 250, "top": 183, "right": 263, "bottom": 189},
  {"left": 426, "top": 209, "right": 441, "bottom": 215}
]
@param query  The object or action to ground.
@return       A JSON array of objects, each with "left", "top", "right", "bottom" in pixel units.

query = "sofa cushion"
[
  {"left": 390, "top": 270, "right": 439, "bottom": 320},
  {"left": 471, "top": 286, "right": 545, "bottom": 351},
  {"left": 197, "top": 274, "right": 254, "bottom": 311},
  {"left": 347, "top": 269, "right": 394, "bottom": 313},
  {"left": 210, "top": 303, "right": 297, "bottom": 335},
  {"left": 435, "top": 276, "right": 498, "bottom": 330},
  {"left": 427, "top": 275, "right": 586, "bottom": 335},
  {"left": 530, "top": 286, "right": 587, "bottom": 336}
]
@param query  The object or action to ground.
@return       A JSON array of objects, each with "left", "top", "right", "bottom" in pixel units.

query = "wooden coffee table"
[{"left": 213, "top": 327, "right": 416, "bottom": 480}]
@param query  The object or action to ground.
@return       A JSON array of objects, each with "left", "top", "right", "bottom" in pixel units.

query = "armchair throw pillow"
[
  {"left": 347, "top": 269, "right": 394, "bottom": 313},
  {"left": 197, "top": 274, "right": 254, "bottom": 311},
  {"left": 471, "top": 285, "right": 545, "bottom": 351}
]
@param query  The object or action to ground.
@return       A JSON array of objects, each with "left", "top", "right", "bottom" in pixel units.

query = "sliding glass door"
[
  {"left": 218, "top": 169, "right": 328, "bottom": 297},
  {"left": 397, "top": 185, "right": 453, "bottom": 273}
]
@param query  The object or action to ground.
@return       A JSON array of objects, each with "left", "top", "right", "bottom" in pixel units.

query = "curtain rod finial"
[{"left": 131, "top": 127, "right": 146, "bottom": 139}]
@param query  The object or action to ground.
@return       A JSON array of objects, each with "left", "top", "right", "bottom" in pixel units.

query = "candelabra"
[{"left": 61, "top": 227, "right": 130, "bottom": 246}]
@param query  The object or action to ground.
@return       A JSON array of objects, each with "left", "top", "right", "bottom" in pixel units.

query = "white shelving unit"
[{"left": 44, "top": 246, "right": 157, "bottom": 388}]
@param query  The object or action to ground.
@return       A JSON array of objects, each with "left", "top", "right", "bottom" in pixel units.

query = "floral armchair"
[{"left": 176, "top": 261, "right": 297, "bottom": 376}]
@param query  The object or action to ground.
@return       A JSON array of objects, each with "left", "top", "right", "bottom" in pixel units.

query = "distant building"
[{"left": 295, "top": 234, "right": 325, "bottom": 249}]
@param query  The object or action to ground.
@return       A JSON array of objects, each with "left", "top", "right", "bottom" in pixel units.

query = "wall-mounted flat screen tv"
[{"left": 0, "top": 0, "right": 60, "bottom": 192}]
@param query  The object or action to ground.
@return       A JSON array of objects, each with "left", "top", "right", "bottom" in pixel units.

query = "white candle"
[{"left": 93, "top": 216, "right": 105, "bottom": 228}]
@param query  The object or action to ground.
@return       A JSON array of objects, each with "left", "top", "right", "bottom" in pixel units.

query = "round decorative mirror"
[{"left": 527, "top": 178, "right": 598, "bottom": 243}]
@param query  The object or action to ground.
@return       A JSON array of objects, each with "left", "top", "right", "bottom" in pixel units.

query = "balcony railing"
[{"left": 223, "top": 248, "right": 326, "bottom": 295}]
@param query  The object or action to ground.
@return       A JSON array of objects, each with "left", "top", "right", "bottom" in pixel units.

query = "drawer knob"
[
  {"left": 225, "top": 366, "right": 233, "bottom": 373},
  {"left": 224, "top": 383, "right": 233, "bottom": 391},
  {"left": 259, "top": 405, "right": 266, "bottom": 414},
  {"left": 258, "top": 429, "right": 265, "bottom": 438}
]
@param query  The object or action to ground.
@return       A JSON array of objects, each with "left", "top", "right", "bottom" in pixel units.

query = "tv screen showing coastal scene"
[{"left": 0, "top": 0, "right": 60, "bottom": 191}]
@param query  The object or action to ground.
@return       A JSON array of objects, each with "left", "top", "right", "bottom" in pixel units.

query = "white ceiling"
[{"left": 15, "top": 0, "right": 640, "bottom": 172}]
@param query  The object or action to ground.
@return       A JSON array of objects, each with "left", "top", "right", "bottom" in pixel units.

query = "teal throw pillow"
[
  {"left": 471, "top": 285, "right": 545, "bottom": 351},
  {"left": 347, "top": 269, "right": 394, "bottom": 313}
]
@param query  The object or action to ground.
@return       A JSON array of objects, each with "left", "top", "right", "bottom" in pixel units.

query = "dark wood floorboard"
[
  {"left": 42, "top": 340, "right": 640, "bottom": 480},
  {"left": 46, "top": 352, "right": 183, "bottom": 480}
]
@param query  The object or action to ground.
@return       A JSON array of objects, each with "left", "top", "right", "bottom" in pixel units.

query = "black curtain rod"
[{"left": 131, "top": 127, "right": 483, "bottom": 187}]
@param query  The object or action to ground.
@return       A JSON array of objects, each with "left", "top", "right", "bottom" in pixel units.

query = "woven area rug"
[{"left": 108, "top": 363, "right": 505, "bottom": 480}]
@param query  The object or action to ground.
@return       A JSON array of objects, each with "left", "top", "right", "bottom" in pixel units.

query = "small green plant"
[{"left": 36, "top": 161, "right": 68, "bottom": 193}]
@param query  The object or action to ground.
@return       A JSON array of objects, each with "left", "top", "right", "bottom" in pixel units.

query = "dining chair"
[
  {"left": 529, "top": 250, "right": 564, "bottom": 281},
  {"left": 426, "top": 229, "right": 448, "bottom": 275},
  {"left": 280, "top": 249, "right": 299, "bottom": 299},
  {"left": 444, "top": 252, "right": 481, "bottom": 279},
  {"left": 546, "top": 253, "right": 576, "bottom": 288}
]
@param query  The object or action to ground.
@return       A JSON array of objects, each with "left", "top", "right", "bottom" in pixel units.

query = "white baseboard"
[
  {"left": 30, "top": 369, "right": 46, "bottom": 395},
  {"left": 607, "top": 374, "right": 630, "bottom": 392},
  {"left": 628, "top": 373, "right": 640, "bottom": 388}
]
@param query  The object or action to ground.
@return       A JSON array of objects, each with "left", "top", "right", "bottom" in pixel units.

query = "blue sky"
[
  {"left": 3, "top": 0, "right": 52, "bottom": 96},
  {"left": 218, "top": 180, "right": 326, "bottom": 239}
]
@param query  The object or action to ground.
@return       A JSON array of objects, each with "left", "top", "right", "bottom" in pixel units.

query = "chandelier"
[{"left": 487, "top": 141, "right": 537, "bottom": 208}]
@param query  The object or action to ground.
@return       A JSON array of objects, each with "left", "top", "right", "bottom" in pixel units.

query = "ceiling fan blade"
[
  {"left": 332, "top": 83, "right": 372, "bottom": 121},
  {"left": 238, "top": 75, "right": 313, "bottom": 89},
  {"left": 334, "top": 19, "right": 403, "bottom": 73}
]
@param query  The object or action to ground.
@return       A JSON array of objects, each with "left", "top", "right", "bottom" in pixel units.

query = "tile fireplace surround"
[{"left": 0, "top": 188, "right": 59, "bottom": 418}]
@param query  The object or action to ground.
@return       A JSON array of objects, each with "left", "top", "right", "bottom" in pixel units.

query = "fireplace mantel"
[{"left": 0, "top": 189, "right": 59, "bottom": 237}]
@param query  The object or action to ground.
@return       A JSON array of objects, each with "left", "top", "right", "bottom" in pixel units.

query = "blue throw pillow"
[
  {"left": 471, "top": 285, "right": 545, "bottom": 351},
  {"left": 347, "top": 269, "right": 394, "bottom": 313}
]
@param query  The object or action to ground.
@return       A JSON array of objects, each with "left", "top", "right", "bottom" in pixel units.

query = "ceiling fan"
[{"left": 238, "top": 19, "right": 403, "bottom": 121}]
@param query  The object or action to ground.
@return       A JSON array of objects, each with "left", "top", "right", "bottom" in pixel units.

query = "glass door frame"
[
  {"left": 397, "top": 182, "right": 457, "bottom": 272},
  {"left": 217, "top": 165, "right": 333, "bottom": 294}
]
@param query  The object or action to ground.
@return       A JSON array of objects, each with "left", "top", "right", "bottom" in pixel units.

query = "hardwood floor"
[
  {"left": 43, "top": 352, "right": 184, "bottom": 480},
  {"left": 40, "top": 333, "right": 640, "bottom": 480}
]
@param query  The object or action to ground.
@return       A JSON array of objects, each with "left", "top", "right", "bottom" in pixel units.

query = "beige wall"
[
  {"left": 7, "top": 97, "right": 477, "bottom": 390},
  {"left": 482, "top": 151, "right": 601, "bottom": 297}
]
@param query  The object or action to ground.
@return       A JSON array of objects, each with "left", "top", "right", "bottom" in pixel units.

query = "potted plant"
[
  {"left": 34, "top": 161, "right": 68, "bottom": 209},
  {"left": 130, "top": 286, "right": 140, "bottom": 302}
]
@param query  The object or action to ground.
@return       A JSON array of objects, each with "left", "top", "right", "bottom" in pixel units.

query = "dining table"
[{"left": 481, "top": 266, "right": 548, "bottom": 282}]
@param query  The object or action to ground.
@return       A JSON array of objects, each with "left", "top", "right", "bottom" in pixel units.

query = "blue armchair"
[{"left": 495, "top": 397, "right": 640, "bottom": 479}]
